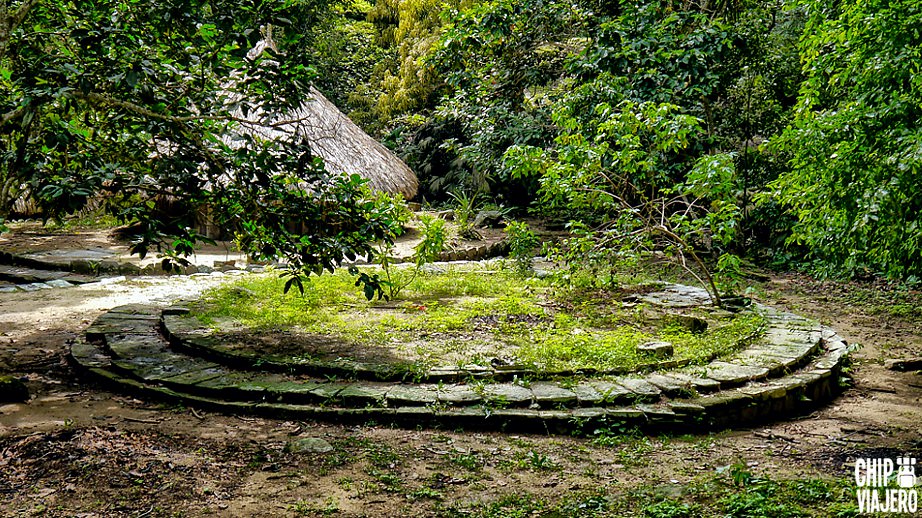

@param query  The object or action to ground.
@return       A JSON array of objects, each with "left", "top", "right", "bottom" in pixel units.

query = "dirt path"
[{"left": 1, "top": 268, "right": 921, "bottom": 516}]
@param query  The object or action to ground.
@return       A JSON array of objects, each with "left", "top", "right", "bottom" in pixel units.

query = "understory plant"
[
  {"left": 448, "top": 189, "right": 482, "bottom": 240},
  {"left": 354, "top": 213, "right": 448, "bottom": 300},
  {"left": 506, "top": 95, "right": 743, "bottom": 305},
  {"left": 504, "top": 220, "right": 539, "bottom": 276}
]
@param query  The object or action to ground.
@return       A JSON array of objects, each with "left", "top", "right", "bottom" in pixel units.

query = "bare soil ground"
[{"left": 1, "top": 229, "right": 921, "bottom": 517}]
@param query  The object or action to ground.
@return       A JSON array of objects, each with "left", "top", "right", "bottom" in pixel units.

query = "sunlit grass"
[{"left": 191, "top": 266, "right": 765, "bottom": 372}]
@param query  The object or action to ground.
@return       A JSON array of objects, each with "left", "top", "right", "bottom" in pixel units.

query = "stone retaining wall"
[{"left": 69, "top": 284, "right": 853, "bottom": 435}]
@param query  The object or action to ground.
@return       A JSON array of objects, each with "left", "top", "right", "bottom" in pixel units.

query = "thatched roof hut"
[
  {"left": 230, "top": 86, "right": 418, "bottom": 199},
  {"left": 234, "top": 37, "right": 418, "bottom": 199},
  {"left": 291, "top": 87, "right": 417, "bottom": 199}
]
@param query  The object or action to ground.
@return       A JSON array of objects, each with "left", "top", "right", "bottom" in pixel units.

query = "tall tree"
[
  {"left": 763, "top": 0, "right": 922, "bottom": 278},
  {"left": 0, "top": 0, "right": 399, "bottom": 278}
]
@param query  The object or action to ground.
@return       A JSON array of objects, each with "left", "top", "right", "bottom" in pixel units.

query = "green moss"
[{"left": 191, "top": 266, "right": 765, "bottom": 373}]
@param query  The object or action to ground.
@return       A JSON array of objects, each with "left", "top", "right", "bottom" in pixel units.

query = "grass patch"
[
  {"left": 442, "top": 473, "right": 858, "bottom": 517},
  {"left": 190, "top": 266, "right": 765, "bottom": 374}
]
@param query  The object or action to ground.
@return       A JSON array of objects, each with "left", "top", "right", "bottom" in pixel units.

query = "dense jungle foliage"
[
  {"left": 0, "top": 0, "right": 919, "bottom": 286},
  {"left": 346, "top": 0, "right": 921, "bottom": 282}
]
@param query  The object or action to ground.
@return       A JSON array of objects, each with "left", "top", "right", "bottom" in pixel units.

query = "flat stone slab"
[
  {"left": 15, "top": 283, "right": 45, "bottom": 292},
  {"left": 337, "top": 384, "right": 389, "bottom": 405},
  {"left": 437, "top": 385, "right": 481, "bottom": 405},
  {"left": 615, "top": 377, "right": 661, "bottom": 401},
  {"left": 570, "top": 382, "right": 604, "bottom": 405},
  {"left": 157, "top": 366, "right": 228, "bottom": 386},
  {"left": 640, "top": 284, "right": 712, "bottom": 307},
  {"left": 107, "top": 304, "right": 163, "bottom": 317},
  {"left": 645, "top": 374, "right": 695, "bottom": 396},
  {"left": 705, "top": 362, "right": 769, "bottom": 386},
  {"left": 667, "top": 373, "right": 721, "bottom": 393},
  {"left": 529, "top": 382, "right": 577, "bottom": 406},
  {"left": 385, "top": 385, "right": 439, "bottom": 406},
  {"left": 286, "top": 437, "right": 334, "bottom": 454},
  {"left": 481, "top": 383, "right": 534, "bottom": 406},
  {"left": 733, "top": 346, "right": 809, "bottom": 374},
  {"left": 0, "top": 265, "right": 70, "bottom": 283},
  {"left": 588, "top": 381, "right": 633, "bottom": 403},
  {"left": 638, "top": 341, "right": 674, "bottom": 358},
  {"left": 44, "top": 279, "right": 74, "bottom": 288},
  {"left": 113, "top": 356, "right": 221, "bottom": 382},
  {"left": 194, "top": 373, "right": 290, "bottom": 399},
  {"left": 106, "top": 335, "right": 174, "bottom": 358},
  {"left": 98, "top": 311, "right": 161, "bottom": 322},
  {"left": 310, "top": 383, "right": 351, "bottom": 401},
  {"left": 70, "top": 340, "right": 112, "bottom": 368},
  {"left": 23, "top": 249, "right": 118, "bottom": 261}
]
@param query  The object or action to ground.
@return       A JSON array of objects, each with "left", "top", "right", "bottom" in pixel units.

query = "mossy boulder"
[{"left": 0, "top": 376, "right": 29, "bottom": 402}]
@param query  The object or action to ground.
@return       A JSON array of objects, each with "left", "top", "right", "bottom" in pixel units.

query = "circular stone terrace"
[{"left": 69, "top": 277, "right": 851, "bottom": 435}]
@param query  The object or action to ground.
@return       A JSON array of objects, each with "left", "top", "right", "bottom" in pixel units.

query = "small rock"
[
  {"left": 534, "top": 269, "right": 555, "bottom": 279},
  {"left": 720, "top": 296, "right": 752, "bottom": 311},
  {"left": 490, "top": 357, "right": 515, "bottom": 368},
  {"left": 0, "top": 376, "right": 29, "bottom": 402},
  {"left": 638, "top": 341, "right": 674, "bottom": 358},
  {"left": 140, "top": 264, "right": 165, "bottom": 275},
  {"left": 231, "top": 287, "right": 257, "bottom": 298},
  {"left": 214, "top": 260, "right": 237, "bottom": 270},
  {"left": 885, "top": 358, "right": 922, "bottom": 372},
  {"left": 285, "top": 437, "right": 334, "bottom": 454},
  {"left": 473, "top": 210, "right": 505, "bottom": 228}
]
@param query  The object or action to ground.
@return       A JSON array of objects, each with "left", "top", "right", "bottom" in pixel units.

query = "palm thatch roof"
[
  {"left": 231, "top": 37, "right": 418, "bottom": 199},
  {"left": 285, "top": 87, "right": 417, "bottom": 199},
  {"left": 223, "top": 86, "right": 417, "bottom": 199}
]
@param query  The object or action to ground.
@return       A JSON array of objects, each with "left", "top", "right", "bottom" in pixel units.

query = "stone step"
[
  {"left": 70, "top": 336, "right": 849, "bottom": 434},
  {"left": 160, "top": 301, "right": 824, "bottom": 384},
  {"left": 82, "top": 303, "right": 838, "bottom": 409},
  {"left": 0, "top": 264, "right": 96, "bottom": 285},
  {"left": 69, "top": 303, "right": 851, "bottom": 434},
  {"left": 78, "top": 331, "right": 669, "bottom": 409}
]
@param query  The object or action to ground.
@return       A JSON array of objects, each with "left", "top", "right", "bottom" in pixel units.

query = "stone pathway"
[
  {"left": 0, "top": 237, "right": 509, "bottom": 294},
  {"left": 0, "top": 264, "right": 99, "bottom": 292},
  {"left": 68, "top": 284, "right": 852, "bottom": 434}
]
